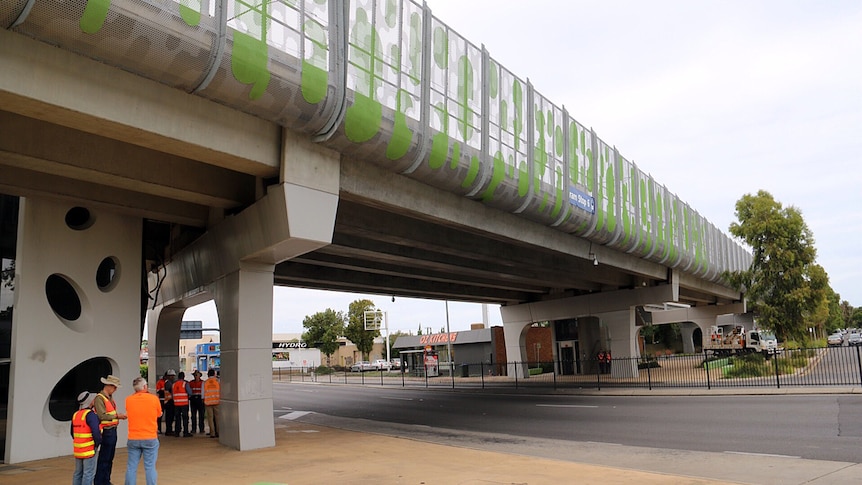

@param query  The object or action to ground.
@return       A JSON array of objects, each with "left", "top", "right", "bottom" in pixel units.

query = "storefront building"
[{"left": 393, "top": 325, "right": 553, "bottom": 376}]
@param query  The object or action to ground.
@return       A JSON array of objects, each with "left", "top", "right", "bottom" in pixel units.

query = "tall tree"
[
  {"left": 388, "top": 330, "right": 408, "bottom": 358},
  {"left": 301, "top": 308, "right": 345, "bottom": 366},
  {"left": 840, "top": 300, "right": 854, "bottom": 327},
  {"left": 343, "top": 299, "right": 379, "bottom": 360},
  {"left": 724, "top": 190, "right": 828, "bottom": 341},
  {"left": 824, "top": 291, "right": 846, "bottom": 335}
]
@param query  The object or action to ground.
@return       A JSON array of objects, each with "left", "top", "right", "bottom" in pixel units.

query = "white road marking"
[
  {"left": 279, "top": 411, "right": 313, "bottom": 420},
  {"left": 380, "top": 396, "right": 414, "bottom": 401},
  {"left": 536, "top": 404, "right": 598, "bottom": 408},
  {"left": 724, "top": 451, "right": 800, "bottom": 459}
]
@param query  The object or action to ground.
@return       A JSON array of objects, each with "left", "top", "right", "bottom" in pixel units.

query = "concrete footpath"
[{"left": 0, "top": 422, "right": 739, "bottom": 485}]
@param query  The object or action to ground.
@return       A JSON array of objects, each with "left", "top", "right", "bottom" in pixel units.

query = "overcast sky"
[{"left": 181, "top": 0, "right": 862, "bottom": 338}]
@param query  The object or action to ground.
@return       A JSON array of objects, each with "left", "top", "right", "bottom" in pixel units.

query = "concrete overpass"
[{"left": 0, "top": 0, "right": 748, "bottom": 463}]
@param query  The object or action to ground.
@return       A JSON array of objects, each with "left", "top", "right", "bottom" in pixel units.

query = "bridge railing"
[
  {"left": 272, "top": 345, "right": 862, "bottom": 391},
  {"left": 4, "top": 0, "right": 751, "bottom": 283}
]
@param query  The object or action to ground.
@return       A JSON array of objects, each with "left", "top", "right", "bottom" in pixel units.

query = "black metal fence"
[{"left": 272, "top": 345, "right": 862, "bottom": 391}]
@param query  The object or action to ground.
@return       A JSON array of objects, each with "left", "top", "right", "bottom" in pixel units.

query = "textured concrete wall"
[{"left": 7, "top": 198, "right": 141, "bottom": 463}]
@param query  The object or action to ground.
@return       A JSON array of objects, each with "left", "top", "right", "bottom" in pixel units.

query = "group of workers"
[
  {"left": 155, "top": 368, "right": 221, "bottom": 439},
  {"left": 70, "top": 368, "right": 221, "bottom": 485},
  {"left": 597, "top": 350, "right": 613, "bottom": 374}
]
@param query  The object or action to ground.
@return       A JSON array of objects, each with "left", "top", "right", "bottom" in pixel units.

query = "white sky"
[{"left": 182, "top": 0, "right": 862, "bottom": 337}]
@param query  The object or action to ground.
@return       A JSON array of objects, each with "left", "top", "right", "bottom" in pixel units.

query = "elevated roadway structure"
[{"left": 0, "top": 0, "right": 748, "bottom": 462}]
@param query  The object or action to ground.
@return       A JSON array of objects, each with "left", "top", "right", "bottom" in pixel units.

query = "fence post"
[
  {"left": 424, "top": 363, "right": 428, "bottom": 388},
  {"left": 480, "top": 362, "right": 485, "bottom": 389},
  {"left": 647, "top": 357, "right": 652, "bottom": 390},
  {"left": 856, "top": 345, "right": 862, "bottom": 386},
  {"left": 773, "top": 352, "right": 781, "bottom": 389},
  {"left": 514, "top": 361, "right": 518, "bottom": 389},
  {"left": 596, "top": 358, "right": 601, "bottom": 391},
  {"left": 553, "top": 360, "right": 557, "bottom": 390},
  {"left": 704, "top": 350, "right": 711, "bottom": 390},
  {"left": 451, "top": 361, "right": 455, "bottom": 389}
]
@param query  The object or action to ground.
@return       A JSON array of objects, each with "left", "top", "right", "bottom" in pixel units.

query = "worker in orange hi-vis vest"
[
  {"left": 203, "top": 368, "right": 221, "bottom": 438},
  {"left": 71, "top": 391, "right": 101, "bottom": 485},
  {"left": 93, "top": 375, "right": 127, "bottom": 485},
  {"left": 155, "top": 371, "right": 168, "bottom": 435},
  {"left": 171, "top": 371, "right": 193, "bottom": 437},
  {"left": 189, "top": 370, "right": 206, "bottom": 434}
]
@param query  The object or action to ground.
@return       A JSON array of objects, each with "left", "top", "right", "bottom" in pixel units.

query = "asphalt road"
[{"left": 273, "top": 383, "right": 862, "bottom": 463}]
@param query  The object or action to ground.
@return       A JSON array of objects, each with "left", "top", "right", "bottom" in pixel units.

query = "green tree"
[
  {"left": 639, "top": 323, "right": 680, "bottom": 348},
  {"left": 724, "top": 190, "right": 828, "bottom": 341},
  {"left": 840, "top": 300, "right": 855, "bottom": 327},
  {"left": 824, "top": 291, "right": 846, "bottom": 335},
  {"left": 301, "top": 308, "right": 345, "bottom": 366},
  {"left": 343, "top": 299, "right": 379, "bottom": 360},
  {"left": 388, "top": 330, "right": 408, "bottom": 358}
]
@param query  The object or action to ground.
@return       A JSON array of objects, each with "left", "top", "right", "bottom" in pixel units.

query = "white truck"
[{"left": 704, "top": 325, "right": 779, "bottom": 357}]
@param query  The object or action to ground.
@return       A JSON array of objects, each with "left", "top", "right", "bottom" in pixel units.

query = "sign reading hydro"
[
  {"left": 273, "top": 341, "right": 308, "bottom": 349},
  {"left": 568, "top": 186, "right": 596, "bottom": 214}
]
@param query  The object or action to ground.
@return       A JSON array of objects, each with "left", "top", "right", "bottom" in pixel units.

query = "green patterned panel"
[
  {"left": 80, "top": 0, "right": 110, "bottom": 34},
  {"left": 301, "top": 18, "right": 329, "bottom": 104}
]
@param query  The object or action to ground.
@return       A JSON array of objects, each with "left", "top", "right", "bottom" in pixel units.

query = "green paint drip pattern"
[{"left": 80, "top": 0, "right": 110, "bottom": 34}]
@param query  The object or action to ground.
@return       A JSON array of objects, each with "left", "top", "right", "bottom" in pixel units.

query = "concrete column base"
[
  {"left": 603, "top": 310, "right": 640, "bottom": 378},
  {"left": 213, "top": 263, "right": 276, "bottom": 451}
]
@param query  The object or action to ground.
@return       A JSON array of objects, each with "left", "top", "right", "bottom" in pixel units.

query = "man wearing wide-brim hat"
[{"left": 93, "top": 375, "right": 127, "bottom": 485}]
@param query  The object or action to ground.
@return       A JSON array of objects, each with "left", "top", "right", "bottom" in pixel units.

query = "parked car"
[
  {"left": 827, "top": 333, "right": 844, "bottom": 347},
  {"left": 847, "top": 333, "right": 862, "bottom": 346},
  {"left": 350, "top": 361, "right": 373, "bottom": 372},
  {"left": 390, "top": 358, "right": 402, "bottom": 370},
  {"left": 372, "top": 359, "right": 392, "bottom": 371}
]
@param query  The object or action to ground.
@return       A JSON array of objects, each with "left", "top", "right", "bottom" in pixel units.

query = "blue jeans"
[
  {"left": 124, "top": 438, "right": 159, "bottom": 485},
  {"left": 72, "top": 455, "right": 97, "bottom": 485},
  {"left": 95, "top": 426, "right": 117, "bottom": 485}
]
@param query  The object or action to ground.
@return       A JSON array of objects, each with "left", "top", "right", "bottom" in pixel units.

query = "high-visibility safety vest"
[
  {"left": 189, "top": 379, "right": 204, "bottom": 398},
  {"left": 156, "top": 378, "right": 166, "bottom": 401},
  {"left": 96, "top": 393, "right": 119, "bottom": 430},
  {"left": 203, "top": 378, "right": 220, "bottom": 406},
  {"left": 72, "top": 409, "right": 97, "bottom": 458},
  {"left": 172, "top": 380, "right": 189, "bottom": 406}
]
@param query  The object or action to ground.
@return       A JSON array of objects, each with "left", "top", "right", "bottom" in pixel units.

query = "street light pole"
[
  {"left": 385, "top": 311, "right": 390, "bottom": 363},
  {"left": 445, "top": 300, "right": 453, "bottom": 374}
]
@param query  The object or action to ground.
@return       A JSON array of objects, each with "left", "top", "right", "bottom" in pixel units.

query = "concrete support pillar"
[
  {"left": 146, "top": 305, "right": 186, "bottom": 388},
  {"left": 6, "top": 198, "right": 141, "bottom": 463},
  {"left": 680, "top": 322, "right": 699, "bottom": 354},
  {"left": 602, "top": 310, "right": 640, "bottom": 378},
  {"left": 577, "top": 317, "right": 601, "bottom": 375},
  {"left": 212, "top": 262, "right": 276, "bottom": 451},
  {"left": 502, "top": 320, "right": 531, "bottom": 378}
]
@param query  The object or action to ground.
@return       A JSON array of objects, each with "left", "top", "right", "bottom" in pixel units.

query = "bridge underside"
[
  {"left": 0, "top": 26, "right": 743, "bottom": 463},
  {"left": 275, "top": 182, "right": 740, "bottom": 308}
]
